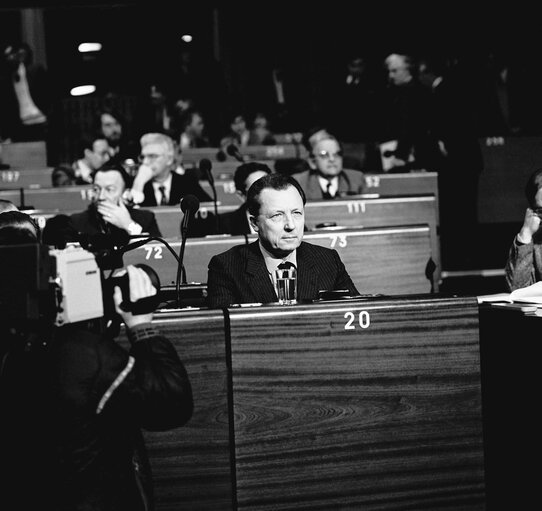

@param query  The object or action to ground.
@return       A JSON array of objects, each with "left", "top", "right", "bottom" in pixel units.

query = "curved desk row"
[{"left": 118, "top": 295, "right": 485, "bottom": 510}]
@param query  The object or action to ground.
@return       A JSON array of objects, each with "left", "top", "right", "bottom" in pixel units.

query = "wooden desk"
[
  {"left": 121, "top": 225, "right": 435, "bottom": 294},
  {"left": 120, "top": 308, "right": 233, "bottom": 510},
  {"left": 478, "top": 303, "right": 542, "bottom": 509},
  {"left": 182, "top": 144, "right": 308, "bottom": 165},
  {"left": 199, "top": 179, "right": 244, "bottom": 206},
  {"left": 125, "top": 296, "right": 484, "bottom": 509},
  {"left": 0, "top": 140, "right": 47, "bottom": 168},
  {"left": 3, "top": 185, "right": 93, "bottom": 211},
  {"left": 227, "top": 296, "right": 484, "bottom": 509},
  {"left": 0, "top": 167, "right": 53, "bottom": 189}
]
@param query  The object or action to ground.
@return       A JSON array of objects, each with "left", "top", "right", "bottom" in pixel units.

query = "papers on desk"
[{"left": 478, "top": 281, "right": 542, "bottom": 314}]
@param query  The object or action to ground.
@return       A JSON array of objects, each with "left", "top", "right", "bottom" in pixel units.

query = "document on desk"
[{"left": 478, "top": 281, "right": 542, "bottom": 310}]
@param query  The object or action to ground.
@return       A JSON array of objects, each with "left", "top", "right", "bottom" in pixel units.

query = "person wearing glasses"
[
  {"left": 130, "top": 132, "right": 211, "bottom": 207},
  {"left": 294, "top": 133, "right": 365, "bottom": 200}
]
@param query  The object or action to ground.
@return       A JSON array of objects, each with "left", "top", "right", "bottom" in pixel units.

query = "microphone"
[
  {"left": 226, "top": 143, "right": 245, "bottom": 163},
  {"left": 199, "top": 158, "right": 219, "bottom": 234},
  {"left": 177, "top": 194, "right": 200, "bottom": 305}
]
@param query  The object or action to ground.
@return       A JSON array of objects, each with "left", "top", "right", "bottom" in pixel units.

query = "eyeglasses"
[
  {"left": 315, "top": 150, "right": 343, "bottom": 160},
  {"left": 138, "top": 153, "right": 164, "bottom": 163}
]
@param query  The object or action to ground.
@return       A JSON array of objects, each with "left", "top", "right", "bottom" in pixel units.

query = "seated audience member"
[
  {"left": 131, "top": 132, "right": 211, "bottom": 206},
  {"left": 178, "top": 107, "right": 211, "bottom": 150},
  {"left": 52, "top": 133, "right": 112, "bottom": 187},
  {"left": 57, "top": 163, "right": 161, "bottom": 239},
  {"left": 217, "top": 162, "right": 272, "bottom": 235},
  {"left": 294, "top": 133, "right": 365, "bottom": 199},
  {"left": 206, "top": 173, "right": 359, "bottom": 308},
  {"left": 249, "top": 111, "right": 277, "bottom": 146},
  {"left": 505, "top": 168, "right": 542, "bottom": 291},
  {"left": 0, "top": 211, "right": 193, "bottom": 510},
  {"left": 0, "top": 198, "right": 18, "bottom": 213},
  {"left": 94, "top": 105, "right": 138, "bottom": 162},
  {"left": 219, "top": 110, "right": 251, "bottom": 152}
]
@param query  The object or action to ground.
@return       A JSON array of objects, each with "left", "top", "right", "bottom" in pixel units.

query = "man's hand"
[
  {"left": 132, "top": 164, "right": 154, "bottom": 192},
  {"left": 518, "top": 207, "right": 542, "bottom": 244},
  {"left": 113, "top": 265, "right": 157, "bottom": 328},
  {"left": 97, "top": 199, "right": 132, "bottom": 232}
]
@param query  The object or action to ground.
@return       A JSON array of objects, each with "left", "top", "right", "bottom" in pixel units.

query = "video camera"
[{"left": 0, "top": 238, "right": 160, "bottom": 327}]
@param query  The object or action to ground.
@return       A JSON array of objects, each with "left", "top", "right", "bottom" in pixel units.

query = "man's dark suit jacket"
[
  {"left": 68, "top": 205, "right": 162, "bottom": 238},
  {"left": 217, "top": 204, "right": 251, "bottom": 235},
  {"left": 139, "top": 171, "right": 212, "bottom": 207},
  {"left": 206, "top": 240, "right": 359, "bottom": 308}
]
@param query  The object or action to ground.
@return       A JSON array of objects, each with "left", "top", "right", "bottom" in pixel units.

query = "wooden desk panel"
[
  {"left": 122, "top": 234, "right": 248, "bottom": 286},
  {"left": 0, "top": 167, "right": 53, "bottom": 189},
  {"left": 118, "top": 309, "right": 233, "bottom": 511},
  {"left": 21, "top": 185, "right": 93, "bottom": 211},
  {"left": 199, "top": 179, "right": 244, "bottom": 206},
  {"left": 121, "top": 225, "right": 434, "bottom": 294},
  {"left": 182, "top": 145, "right": 308, "bottom": 165},
  {"left": 228, "top": 296, "right": 485, "bottom": 510}
]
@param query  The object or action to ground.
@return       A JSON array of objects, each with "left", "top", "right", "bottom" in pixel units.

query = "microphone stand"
[{"left": 176, "top": 214, "right": 191, "bottom": 306}]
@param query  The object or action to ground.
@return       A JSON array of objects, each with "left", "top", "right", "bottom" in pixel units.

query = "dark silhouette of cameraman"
[{"left": 0, "top": 211, "right": 193, "bottom": 510}]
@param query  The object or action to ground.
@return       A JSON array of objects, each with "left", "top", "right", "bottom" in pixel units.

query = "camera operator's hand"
[
  {"left": 518, "top": 207, "right": 542, "bottom": 244},
  {"left": 97, "top": 199, "right": 133, "bottom": 232},
  {"left": 113, "top": 265, "right": 156, "bottom": 328}
]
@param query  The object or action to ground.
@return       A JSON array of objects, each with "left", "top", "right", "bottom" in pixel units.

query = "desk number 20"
[{"left": 344, "top": 311, "right": 370, "bottom": 330}]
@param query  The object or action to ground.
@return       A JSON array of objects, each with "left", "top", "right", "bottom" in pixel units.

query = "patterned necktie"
[{"left": 159, "top": 185, "right": 168, "bottom": 205}]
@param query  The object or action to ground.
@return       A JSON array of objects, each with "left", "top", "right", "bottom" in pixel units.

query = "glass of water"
[{"left": 275, "top": 266, "right": 297, "bottom": 305}]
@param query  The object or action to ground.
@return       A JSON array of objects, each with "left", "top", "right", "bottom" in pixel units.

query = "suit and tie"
[
  {"left": 206, "top": 240, "right": 359, "bottom": 308},
  {"left": 139, "top": 171, "right": 212, "bottom": 207},
  {"left": 293, "top": 169, "right": 365, "bottom": 200}
]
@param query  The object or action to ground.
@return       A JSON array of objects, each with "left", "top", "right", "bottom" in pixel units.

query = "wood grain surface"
[
  {"left": 119, "top": 309, "right": 234, "bottom": 510},
  {"left": 227, "top": 296, "right": 485, "bottom": 510}
]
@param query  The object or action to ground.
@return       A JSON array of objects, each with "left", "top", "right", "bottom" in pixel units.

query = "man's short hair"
[
  {"left": 246, "top": 173, "right": 306, "bottom": 217},
  {"left": 0, "top": 199, "right": 18, "bottom": 213},
  {"left": 0, "top": 211, "right": 40, "bottom": 245},
  {"left": 94, "top": 162, "right": 132, "bottom": 189},
  {"left": 234, "top": 162, "right": 272, "bottom": 195},
  {"left": 139, "top": 132, "right": 175, "bottom": 160},
  {"left": 525, "top": 168, "right": 542, "bottom": 208}
]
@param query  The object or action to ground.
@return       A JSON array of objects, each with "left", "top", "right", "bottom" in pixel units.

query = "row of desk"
[
  {"left": 117, "top": 295, "right": 486, "bottom": 510},
  {"left": 122, "top": 225, "right": 435, "bottom": 296}
]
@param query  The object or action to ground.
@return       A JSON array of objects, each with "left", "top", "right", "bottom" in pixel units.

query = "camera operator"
[{"left": 0, "top": 211, "right": 193, "bottom": 510}]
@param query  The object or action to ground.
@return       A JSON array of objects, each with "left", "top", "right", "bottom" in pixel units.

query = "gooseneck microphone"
[
  {"left": 199, "top": 158, "right": 219, "bottom": 234},
  {"left": 176, "top": 194, "right": 200, "bottom": 306},
  {"left": 226, "top": 143, "right": 245, "bottom": 163}
]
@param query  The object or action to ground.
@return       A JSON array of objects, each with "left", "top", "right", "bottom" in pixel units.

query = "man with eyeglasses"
[
  {"left": 294, "top": 133, "right": 365, "bottom": 200},
  {"left": 130, "top": 132, "right": 211, "bottom": 207}
]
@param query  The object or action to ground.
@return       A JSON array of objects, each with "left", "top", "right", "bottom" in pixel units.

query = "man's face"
[
  {"left": 92, "top": 170, "right": 124, "bottom": 205},
  {"left": 387, "top": 56, "right": 412, "bottom": 86},
  {"left": 250, "top": 185, "right": 304, "bottom": 258},
  {"left": 85, "top": 139, "right": 111, "bottom": 170},
  {"left": 231, "top": 115, "right": 247, "bottom": 135},
  {"left": 139, "top": 142, "right": 173, "bottom": 181},
  {"left": 100, "top": 113, "right": 122, "bottom": 143},
  {"left": 189, "top": 113, "right": 205, "bottom": 137},
  {"left": 310, "top": 138, "right": 343, "bottom": 178}
]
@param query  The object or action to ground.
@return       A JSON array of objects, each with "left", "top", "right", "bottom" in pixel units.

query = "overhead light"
[
  {"left": 181, "top": 34, "right": 193, "bottom": 43},
  {"left": 70, "top": 85, "right": 96, "bottom": 96},
  {"left": 78, "top": 42, "right": 102, "bottom": 53}
]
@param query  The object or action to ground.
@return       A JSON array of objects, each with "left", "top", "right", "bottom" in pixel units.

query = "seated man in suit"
[
  {"left": 217, "top": 161, "right": 272, "bottom": 235},
  {"left": 206, "top": 173, "right": 359, "bottom": 308},
  {"left": 294, "top": 133, "right": 365, "bottom": 199},
  {"left": 130, "top": 132, "right": 211, "bottom": 207},
  {"left": 51, "top": 133, "right": 112, "bottom": 187},
  {"left": 47, "top": 163, "right": 161, "bottom": 242}
]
